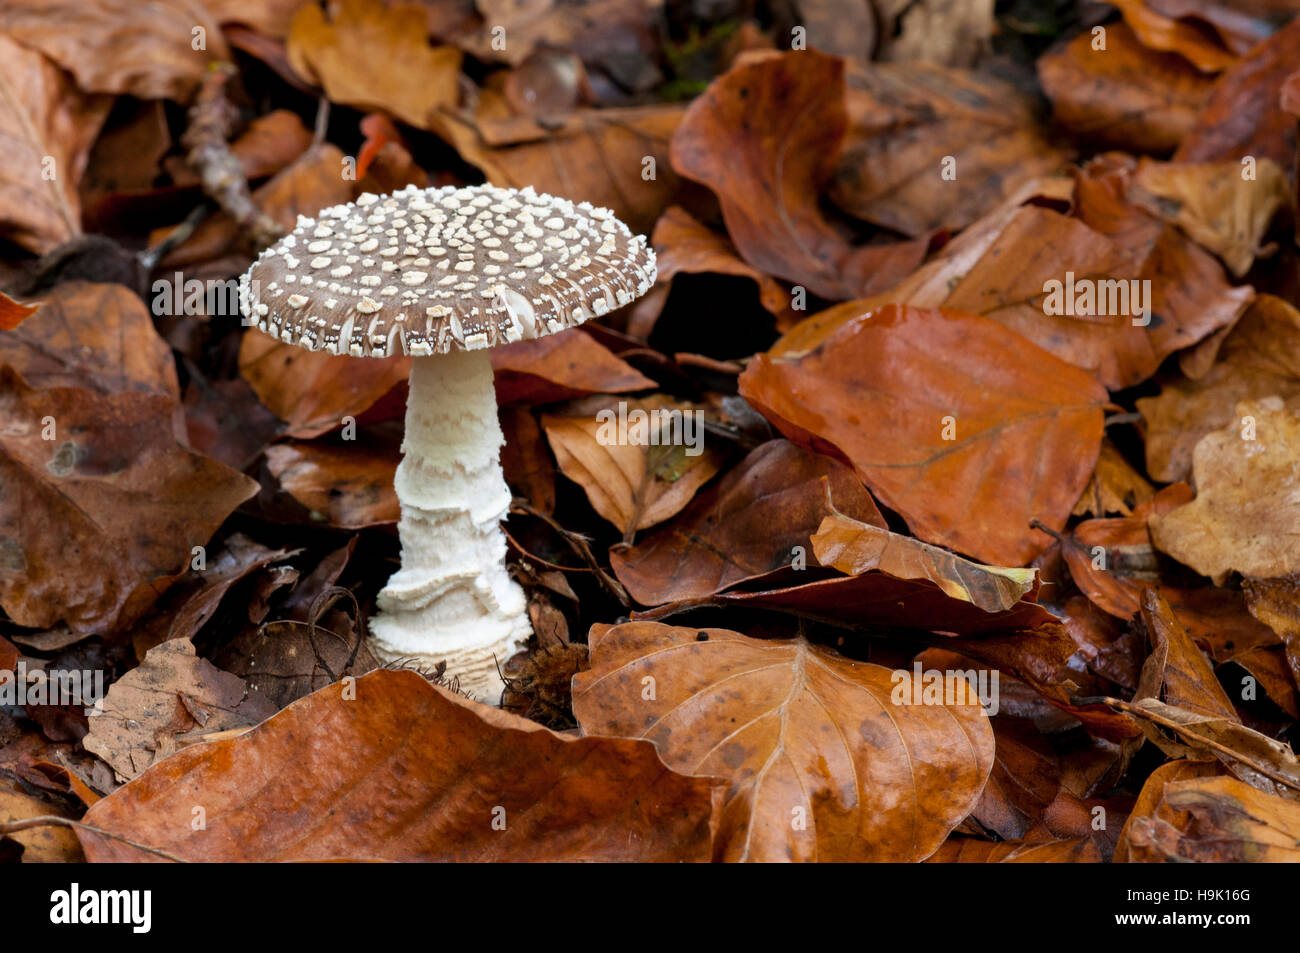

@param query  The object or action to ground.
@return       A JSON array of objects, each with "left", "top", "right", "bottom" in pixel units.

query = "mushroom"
[{"left": 239, "top": 184, "right": 656, "bottom": 701}]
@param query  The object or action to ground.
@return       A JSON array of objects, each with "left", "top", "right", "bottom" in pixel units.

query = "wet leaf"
[
  {"left": 266, "top": 435, "right": 402, "bottom": 528},
  {"left": 492, "top": 328, "right": 655, "bottom": 406}
]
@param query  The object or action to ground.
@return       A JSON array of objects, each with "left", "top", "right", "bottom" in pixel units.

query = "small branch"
[
  {"left": 0, "top": 815, "right": 189, "bottom": 863},
  {"left": 181, "top": 61, "right": 283, "bottom": 250}
]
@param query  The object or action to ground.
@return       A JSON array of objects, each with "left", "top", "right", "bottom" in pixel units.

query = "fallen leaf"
[
  {"left": 1072, "top": 439, "right": 1156, "bottom": 517},
  {"left": 0, "top": 0, "right": 226, "bottom": 100},
  {"left": 0, "top": 293, "right": 38, "bottom": 331},
  {"left": 0, "top": 281, "right": 178, "bottom": 401},
  {"left": 1134, "top": 589, "right": 1240, "bottom": 719},
  {"left": 541, "top": 396, "right": 725, "bottom": 536},
  {"left": 739, "top": 304, "right": 1108, "bottom": 565},
  {"left": 0, "top": 34, "right": 111, "bottom": 254},
  {"left": 238, "top": 328, "right": 411, "bottom": 439},
  {"left": 1037, "top": 22, "right": 1214, "bottom": 154},
  {"left": 831, "top": 61, "right": 1072, "bottom": 237},
  {"left": 1110, "top": 0, "right": 1239, "bottom": 72},
  {"left": 491, "top": 328, "right": 656, "bottom": 405},
  {"left": 0, "top": 368, "right": 260, "bottom": 635},
  {"left": 266, "top": 434, "right": 402, "bottom": 528},
  {"left": 877, "top": 0, "right": 995, "bottom": 67},
  {"left": 79, "top": 669, "right": 721, "bottom": 861},
  {"left": 1121, "top": 773, "right": 1300, "bottom": 861},
  {"left": 610, "top": 439, "right": 883, "bottom": 605},
  {"left": 0, "top": 775, "right": 82, "bottom": 862},
  {"left": 670, "top": 50, "right": 929, "bottom": 301},
  {"left": 968, "top": 717, "right": 1062, "bottom": 841},
  {"left": 1150, "top": 398, "right": 1300, "bottom": 582},
  {"left": 1130, "top": 156, "right": 1289, "bottom": 276},
  {"left": 83, "top": 639, "right": 277, "bottom": 782},
  {"left": 1113, "top": 758, "right": 1220, "bottom": 862},
  {"left": 286, "top": 0, "right": 461, "bottom": 128},
  {"left": 572, "top": 622, "right": 994, "bottom": 862},
  {"left": 1139, "top": 294, "right": 1300, "bottom": 482},
  {"left": 929, "top": 834, "right": 1101, "bottom": 862}
]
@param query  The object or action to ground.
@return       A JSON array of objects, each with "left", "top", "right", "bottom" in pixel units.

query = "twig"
[
  {"left": 181, "top": 61, "right": 283, "bottom": 249},
  {"left": 0, "top": 815, "right": 190, "bottom": 862}
]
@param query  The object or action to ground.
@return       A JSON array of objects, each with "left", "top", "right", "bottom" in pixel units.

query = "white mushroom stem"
[{"left": 367, "top": 349, "right": 531, "bottom": 702}]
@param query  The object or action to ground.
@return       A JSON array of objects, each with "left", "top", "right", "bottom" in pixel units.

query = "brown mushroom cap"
[{"left": 239, "top": 184, "right": 657, "bottom": 357}]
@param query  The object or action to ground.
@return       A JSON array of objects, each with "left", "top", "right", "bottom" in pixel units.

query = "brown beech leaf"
[
  {"left": 1151, "top": 399, "right": 1300, "bottom": 582},
  {"left": 0, "top": 0, "right": 225, "bottom": 100},
  {"left": 1134, "top": 589, "right": 1239, "bottom": 719},
  {"left": 83, "top": 639, "right": 277, "bottom": 782},
  {"left": 447, "top": 100, "right": 692, "bottom": 237},
  {"left": 1113, "top": 758, "right": 1220, "bottom": 862},
  {"left": 1139, "top": 295, "right": 1300, "bottom": 482},
  {"left": 647, "top": 206, "right": 792, "bottom": 318},
  {"left": 0, "top": 34, "right": 111, "bottom": 254},
  {"left": 1037, "top": 23, "right": 1215, "bottom": 154},
  {"left": 929, "top": 834, "right": 1101, "bottom": 862},
  {"left": 132, "top": 534, "right": 299, "bottom": 658},
  {"left": 831, "top": 62, "right": 1072, "bottom": 238},
  {"left": 670, "top": 50, "right": 928, "bottom": 301},
  {"left": 812, "top": 510, "right": 1042, "bottom": 614},
  {"left": 541, "top": 397, "right": 724, "bottom": 536},
  {"left": 572, "top": 622, "right": 994, "bottom": 862},
  {"left": 968, "top": 717, "right": 1062, "bottom": 841},
  {"left": 610, "top": 440, "right": 883, "bottom": 606},
  {"left": 238, "top": 328, "right": 410, "bottom": 438},
  {"left": 0, "top": 293, "right": 37, "bottom": 332},
  {"left": 1174, "top": 16, "right": 1300, "bottom": 184},
  {"left": 492, "top": 329, "right": 655, "bottom": 406},
  {"left": 0, "top": 368, "right": 260, "bottom": 635},
  {"left": 739, "top": 304, "right": 1108, "bottom": 566},
  {"left": 286, "top": 0, "right": 461, "bottom": 127},
  {"left": 1130, "top": 156, "right": 1289, "bottom": 276},
  {"left": 266, "top": 436, "right": 401, "bottom": 528},
  {"left": 1109, "top": 0, "right": 1238, "bottom": 72},
  {"left": 79, "top": 669, "right": 721, "bottom": 861},
  {"left": 0, "top": 282, "right": 178, "bottom": 401},
  {"left": 1072, "top": 439, "right": 1156, "bottom": 518},
  {"left": 1121, "top": 774, "right": 1300, "bottom": 862}
]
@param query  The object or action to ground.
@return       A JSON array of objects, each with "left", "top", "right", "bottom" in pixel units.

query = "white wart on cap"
[{"left": 240, "top": 183, "right": 657, "bottom": 357}]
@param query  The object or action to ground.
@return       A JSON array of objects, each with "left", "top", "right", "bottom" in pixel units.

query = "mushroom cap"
[{"left": 239, "top": 183, "right": 657, "bottom": 357}]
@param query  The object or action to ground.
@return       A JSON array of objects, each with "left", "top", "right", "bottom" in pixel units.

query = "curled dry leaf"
[
  {"left": 1037, "top": 23, "right": 1215, "bottom": 154},
  {"left": 740, "top": 304, "right": 1108, "bottom": 566},
  {"left": 1150, "top": 399, "right": 1300, "bottom": 582},
  {"left": 1109, "top": 0, "right": 1239, "bottom": 72},
  {"left": 541, "top": 397, "right": 725, "bottom": 536},
  {"left": 1134, "top": 589, "right": 1239, "bottom": 719},
  {"left": 83, "top": 639, "right": 277, "bottom": 782},
  {"left": 670, "top": 50, "right": 928, "bottom": 301},
  {"left": 572, "top": 622, "right": 994, "bottom": 862},
  {"left": 1130, "top": 156, "right": 1289, "bottom": 277},
  {"left": 1139, "top": 294, "right": 1300, "bottom": 482},
  {"left": 648, "top": 206, "right": 792, "bottom": 319},
  {"left": 286, "top": 0, "right": 462, "bottom": 128},
  {"left": 611, "top": 439, "right": 884, "bottom": 606},
  {"left": 491, "top": 328, "right": 655, "bottom": 406},
  {"left": 0, "top": 0, "right": 225, "bottom": 100},
  {"left": 238, "top": 327, "right": 410, "bottom": 439},
  {"left": 0, "top": 368, "right": 260, "bottom": 635},
  {"left": 812, "top": 510, "right": 1041, "bottom": 614},
  {"left": 1121, "top": 773, "right": 1300, "bottom": 862},
  {"left": 79, "top": 669, "right": 721, "bottom": 861},
  {"left": 0, "top": 292, "right": 37, "bottom": 332},
  {"left": 929, "top": 835, "right": 1101, "bottom": 863},
  {"left": 1072, "top": 439, "right": 1156, "bottom": 518},
  {"left": 0, "top": 34, "right": 111, "bottom": 254},
  {"left": 832, "top": 62, "right": 1072, "bottom": 238}
]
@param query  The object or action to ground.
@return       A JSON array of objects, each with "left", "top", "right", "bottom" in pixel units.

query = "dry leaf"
[
  {"left": 739, "top": 304, "right": 1107, "bottom": 565},
  {"left": 573, "top": 622, "right": 994, "bottom": 862},
  {"left": 266, "top": 435, "right": 402, "bottom": 528},
  {"left": 1151, "top": 399, "right": 1300, "bottom": 582},
  {"left": 79, "top": 669, "right": 721, "bottom": 861}
]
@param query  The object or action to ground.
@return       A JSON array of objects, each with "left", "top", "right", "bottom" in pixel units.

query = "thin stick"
[{"left": 0, "top": 815, "right": 190, "bottom": 862}]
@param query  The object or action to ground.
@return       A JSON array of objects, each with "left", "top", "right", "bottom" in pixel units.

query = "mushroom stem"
[{"left": 367, "top": 350, "right": 531, "bottom": 702}]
